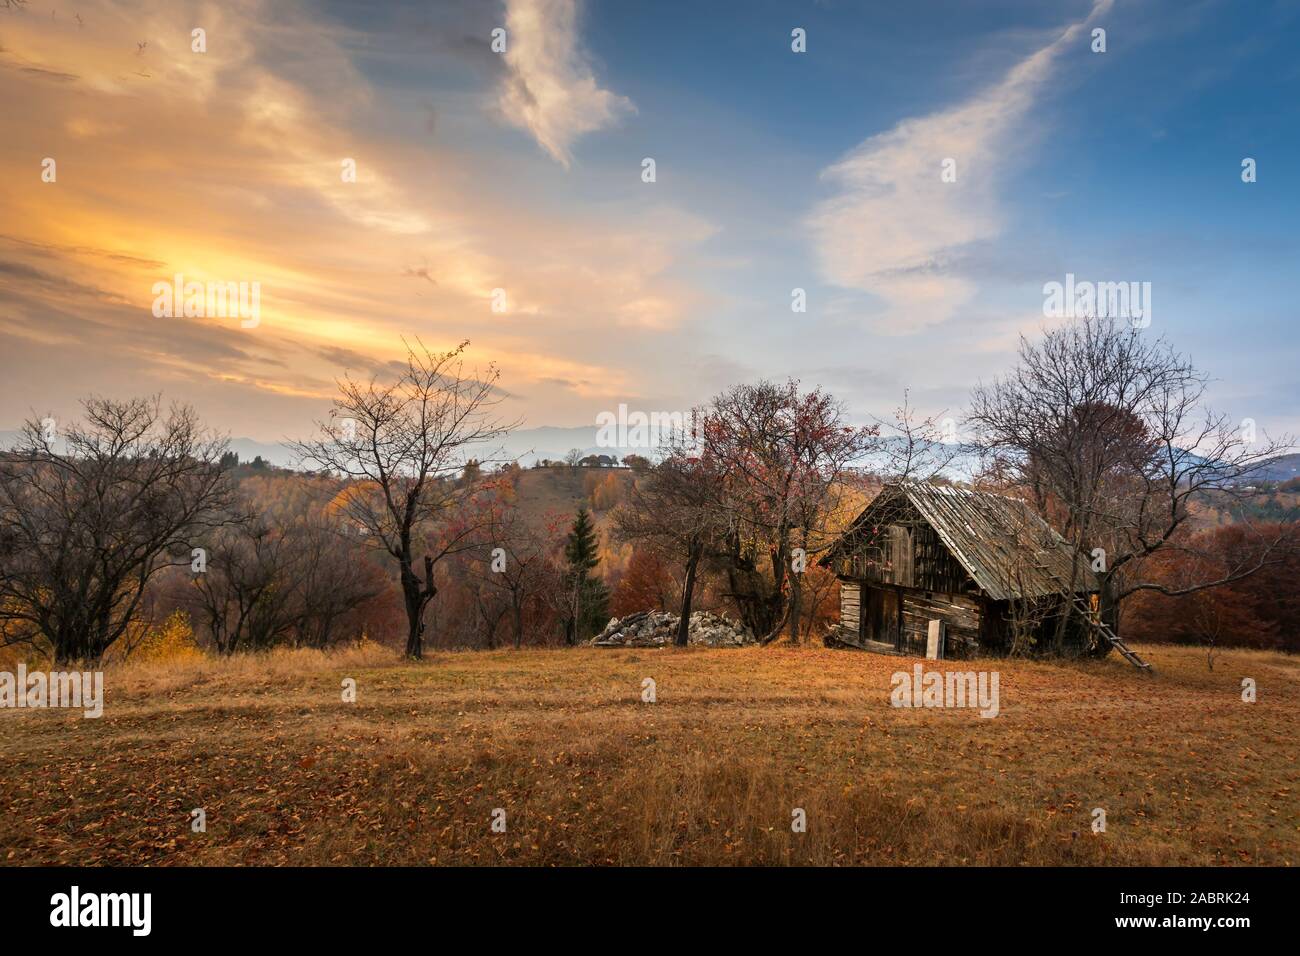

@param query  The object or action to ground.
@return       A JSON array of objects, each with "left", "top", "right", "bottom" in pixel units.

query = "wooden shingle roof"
[{"left": 826, "top": 482, "right": 1097, "bottom": 601}]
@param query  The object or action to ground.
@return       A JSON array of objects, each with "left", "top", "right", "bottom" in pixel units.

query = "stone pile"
[{"left": 590, "top": 610, "right": 756, "bottom": 648}]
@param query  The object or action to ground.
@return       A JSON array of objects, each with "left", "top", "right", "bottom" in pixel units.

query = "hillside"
[
  {"left": 507, "top": 464, "right": 636, "bottom": 530},
  {"left": 1, "top": 642, "right": 1294, "bottom": 865},
  {"left": 1244, "top": 452, "right": 1300, "bottom": 484}
]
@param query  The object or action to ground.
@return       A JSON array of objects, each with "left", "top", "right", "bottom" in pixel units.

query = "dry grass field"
[{"left": 1, "top": 642, "right": 1296, "bottom": 866}]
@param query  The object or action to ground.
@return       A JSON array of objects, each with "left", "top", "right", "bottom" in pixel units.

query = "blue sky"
[{"left": 2, "top": 0, "right": 1297, "bottom": 443}]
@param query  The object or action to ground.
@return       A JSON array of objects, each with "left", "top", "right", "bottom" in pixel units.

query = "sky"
[{"left": 1, "top": 0, "right": 1298, "bottom": 447}]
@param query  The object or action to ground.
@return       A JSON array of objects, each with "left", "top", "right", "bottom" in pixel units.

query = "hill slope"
[{"left": 1, "top": 642, "right": 1294, "bottom": 865}]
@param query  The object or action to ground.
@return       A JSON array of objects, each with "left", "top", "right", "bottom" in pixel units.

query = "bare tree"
[
  {"left": 188, "top": 516, "right": 290, "bottom": 655},
  {"left": 0, "top": 397, "right": 235, "bottom": 664},
  {"left": 289, "top": 340, "right": 515, "bottom": 658},
  {"left": 471, "top": 505, "right": 561, "bottom": 649},
  {"left": 872, "top": 390, "right": 960, "bottom": 483},
  {"left": 290, "top": 516, "right": 387, "bottom": 648},
  {"left": 612, "top": 449, "right": 725, "bottom": 646},
  {"left": 969, "top": 316, "right": 1294, "bottom": 650}
]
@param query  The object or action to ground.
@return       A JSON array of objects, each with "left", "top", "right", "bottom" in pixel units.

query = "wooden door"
[
  {"left": 864, "top": 586, "right": 901, "bottom": 646},
  {"left": 879, "top": 588, "right": 901, "bottom": 648}
]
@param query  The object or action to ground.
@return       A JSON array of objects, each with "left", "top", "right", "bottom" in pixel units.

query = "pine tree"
[{"left": 562, "top": 507, "right": 609, "bottom": 643}]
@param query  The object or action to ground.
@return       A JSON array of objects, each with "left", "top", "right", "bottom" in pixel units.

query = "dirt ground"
[{"left": 1, "top": 642, "right": 1295, "bottom": 865}]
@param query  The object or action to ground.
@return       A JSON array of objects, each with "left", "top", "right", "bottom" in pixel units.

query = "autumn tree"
[
  {"left": 1125, "top": 522, "right": 1300, "bottom": 658},
  {"left": 609, "top": 546, "right": 679, "bottom": 618},
  {"left": 697, "top": 381, "right": 877, "bottom": 643},
  {"left": 612, "top": 450, "right": 725, "bottom": 645},
  {"left": 969, "top": 316, "right": 1294, "bottom": 650},
  {"left": 472, "top": 505, "right": 562, "bottom": 649},
  {"left": 290, "top": 340, "right": 514, "bottom": 658},
  {"left": 0, "top": 397, "right": 235, "bottom": 664}
]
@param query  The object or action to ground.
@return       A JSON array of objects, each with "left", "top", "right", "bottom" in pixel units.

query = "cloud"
[
  {"left": 0, "top": 0, "right": 711, "bottom": 437},
  {"left": 497, "top": 0, "right": 633, "bottom": 167},
  {"left": 807, "top": 0, "right": 1113, "bottom": 331}
]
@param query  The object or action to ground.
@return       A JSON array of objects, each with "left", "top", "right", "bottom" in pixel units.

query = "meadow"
[{"left": 1, "top": 643, "right": 1296, "bottom": 866}]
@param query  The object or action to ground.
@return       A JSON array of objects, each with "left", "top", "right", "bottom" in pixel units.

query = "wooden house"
[{"left": 820, "top": 481, "right": 1104, "bottom": 659}]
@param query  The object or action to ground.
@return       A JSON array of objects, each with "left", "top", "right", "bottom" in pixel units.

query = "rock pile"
[{"left": 590, "top": 610, "right": 756, "bottom": 648}]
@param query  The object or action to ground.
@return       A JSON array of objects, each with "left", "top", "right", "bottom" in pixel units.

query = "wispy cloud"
[
  {"left": 0, "top": 0, "right": 711, "bottom": 437},
  {"left": 497, "top": 0, "right": 633, "bottom": 168},
  {"left": 808, "top": 0, "right": 1113, "bottom": 331}
]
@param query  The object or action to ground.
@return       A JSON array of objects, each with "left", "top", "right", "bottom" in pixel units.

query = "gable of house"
[{"left": 823, "top": 482, "right": 1097, "bottom": 601}]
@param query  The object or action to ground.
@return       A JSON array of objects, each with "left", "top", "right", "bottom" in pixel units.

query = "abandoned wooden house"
[{"left": 821, "top": 481, "right": 1141, "bottom": 663}]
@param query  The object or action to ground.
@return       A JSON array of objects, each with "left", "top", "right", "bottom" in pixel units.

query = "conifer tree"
[{"left": 561, "top": 507, "right": 609, "bottom": 643}]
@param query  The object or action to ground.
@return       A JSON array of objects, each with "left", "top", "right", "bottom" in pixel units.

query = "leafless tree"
[
  {"left": 187, "top": 516, "right": 290, "bottom": 655},
  {"left": 872, "top": 390, "right": 960, "bottom": 483},
  {"left": 290, "top": 516, "right": 387, "bottom": 648},
  {"left": 968, "top": 316, "right": 1294, "bottom": 650},
  {"left": 289, "top": 340, "right": 515, "bottom": 658},
  {"left": 612, "top": 449, "right": 726, "bottom": 646},
  {"left": 0, "top": 397, "right": 235, "bottom": 663},
  {"left": 470, "top": 505, "right": 560, "bottom": 649}
]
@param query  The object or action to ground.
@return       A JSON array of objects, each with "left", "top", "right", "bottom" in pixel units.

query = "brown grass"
[{"left": 1, "top": 642, "right": 1296, "bottom": 866}]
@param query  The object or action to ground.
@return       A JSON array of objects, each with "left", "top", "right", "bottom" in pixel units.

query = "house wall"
[
  {"left": 900, "top": 590, "right": 982, "bottom": 657},
  {"left": 851, "top": 583, "right": 983, "bottom": 657},
  {"left": 910, "top": 523, "right": 972, "bottom": 594},
  {"left": 839, "top": 581, "right": 861, "bottom": 633},
  {"left": 839, "top": 583, "right": 1101, "bottom": 660},
  {"left": 829, "top": 510, "right": 973, "bottom": 595}
]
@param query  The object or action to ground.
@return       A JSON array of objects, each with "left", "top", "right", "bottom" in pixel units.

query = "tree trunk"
[
  {"left": 725, "top": 559, "right": 780, "bottom": 638},
  {"left": 1086, "top": 570, "right": 1121, "bottom": 658},
  {"left": 52, "top": 626, "right": 80, "bottom": 667},
  {"left": 402, "top": 565, "right": 424, "bottom": 659},
  {"left": 401, "top": 555, "right": 437, "bottom": 659},
  {"left": 676, "top": 545, "right": 701, "bottom": 647},
  {"left": 787, "top": 564, "right": 802, "bottom": 644}
]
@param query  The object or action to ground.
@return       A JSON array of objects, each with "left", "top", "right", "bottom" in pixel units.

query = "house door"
[
  {"left": 865, "top": 586, "right": 901, "bottom": 646},
  {"left": 880, "top": 588, "right": 901, "bottom": 648}
]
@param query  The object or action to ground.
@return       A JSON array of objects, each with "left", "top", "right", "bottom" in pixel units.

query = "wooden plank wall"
[
  {"left": 911, "top": 523, "right": 973, "bottom": 594},
  {"left": 889, "top": 525, "right": 913, "bottom": 586},
  {"left": 901, "top": 590, "right": 982, "bottom": 657},
  {"left": 839, "top": 581, "right": 861, "bottom": 632},
  {"left": 830, "top": 518, "right": 973, "bottom": 596}
]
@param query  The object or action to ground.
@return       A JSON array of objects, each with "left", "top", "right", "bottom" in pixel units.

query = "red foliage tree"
[
  {"left": 1125, "top": 522, "right": 1299, "bottom": 653},
  {"left": 610, "top": 546, "right": 677, "bottom": 617}
]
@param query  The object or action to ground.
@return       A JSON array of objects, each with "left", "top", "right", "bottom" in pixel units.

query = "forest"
[{"left": 1, "top": 318, "right": 1297, "bottom": 667}]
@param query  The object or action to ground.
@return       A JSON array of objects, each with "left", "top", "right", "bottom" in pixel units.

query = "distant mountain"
[
  {"left": 1242, "top": 453, "right": 1300, "bottom": 484},
  {"left": 0, "top": 427, "right": 653, "bottom": 470},
  {"left": 0, "top": 428, "right": 1024, "bottom": 477},
  {"left": 7, "top": 423, "right": 1295, "bottom": 485},
  {"left": 489, "top": 425, "right": 612, "bottom": 464}
]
